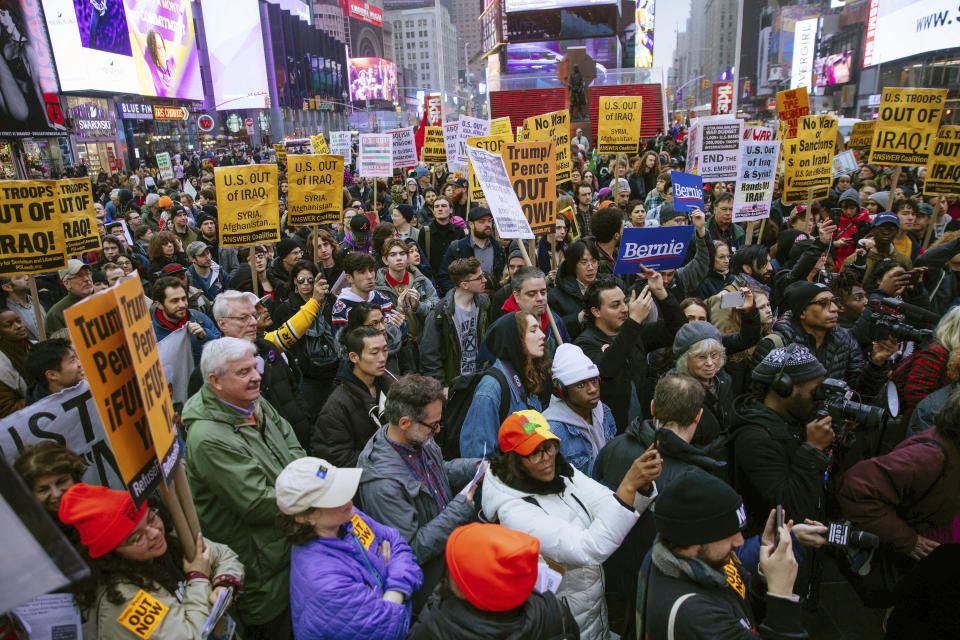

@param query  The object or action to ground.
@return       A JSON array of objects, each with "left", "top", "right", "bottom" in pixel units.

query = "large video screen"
[
  {"left": 349, "top": 57, "right": 398, "bottom": 103},
  {"left": 634, "top": 0, "right": 654, "bottom": 68},
  {"left": 505, "top": 0, "right": 615, "bottom": 12},
  {"left": 813, "top": 51, "right": 852, "bottom": 87},
  {"left": 506, "top": 4, "right": 618, "bottom": 42},
  {"left": 201, "top": 0, "right": 269, "bottom": 110},
  {"left": 863, "top": 0, "right": 955, "bottom": 67},
  {"left": 505, "top": 38, "right": 618, "bottom": 79},
  {"left": 41, "top": 0, "right": 203, "bottom": 99}
]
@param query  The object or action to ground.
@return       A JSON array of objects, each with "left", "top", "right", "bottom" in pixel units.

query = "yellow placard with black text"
[
  {"left": 783, "top": 115, "right": 837, "bottom": 205},
  {"left": 57, "top": 178, "right": 101, "bottom": 255},
  {"left": 847, "top": 121, "right": 875, "bottom": 153},
  {"left": 273, "top": 143, "right": 287, "bottom": 164},
  {"left": 521, "top": 109, "right": 570, "bottom": 182},
  {"left": 422, "top": 126, "right": 446, "bottom": 163},
  {"left": 467, "top": 134, "right": 513, "bottom": 202},
  {"left": 116, "top": 589, "right": 169, "bottom": 639},
  {"left": 489, "top": 117, "right": 512, "bottom": 137},
  {"left": 502, "top": 141, "right": 557, "bottom": 235},
  {"left": 870, "top": 88, "right": 947, "bottom": 166},
  {"left": 0, "top": 180, "right": 68, "bottom": 276},
  {"left": 287, "top": 155, "right": 345, "bottom": 225},
  {"left": 597, "top": 97, "right": 642, "bottom": 154},
  {"left": 776, "top": 88, "right": 809, "bottom": 139},
  {"left": 924, "top": 126, "right": 960, "bottom": 196},
  {"left": 311, "top": 134, "right": 329, "bottom": 154},
  {"left": 215, "top": 165, "right": 280, "bottom": 246}
]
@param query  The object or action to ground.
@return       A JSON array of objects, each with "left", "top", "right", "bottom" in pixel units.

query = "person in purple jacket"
[{"left": 275, "top": 456, "right": 424, "bottom": 640}]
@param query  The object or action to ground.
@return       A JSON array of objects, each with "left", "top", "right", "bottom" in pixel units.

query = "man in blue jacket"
[
  {"left": 151, "top": 276, "right": 220, "bottom": 365},
  {"left": 437, "top": 207, "right": 505, "bottom": 293}
]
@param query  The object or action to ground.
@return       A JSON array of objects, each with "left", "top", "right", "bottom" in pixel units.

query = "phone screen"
[
  {"left": 720, "top": 291, "right": 745, "bottom": 309},
  {"left": 830, "top": 208, "right": 842, "bottom": 227},
  {"left": 775, "top": 505, "right": 784, "bottom": 546}
]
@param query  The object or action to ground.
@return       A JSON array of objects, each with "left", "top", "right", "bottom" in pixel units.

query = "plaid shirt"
[{"left": 386, "top": 434, "right": 451, "bottom": 514}]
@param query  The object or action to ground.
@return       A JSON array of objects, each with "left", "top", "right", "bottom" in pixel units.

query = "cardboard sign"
[
  {"left": 776, "top": 88, "right": 810, "bottom": 139},
  {"left": 116, "top": 589, "right": 168, "bottom": 639},
  {"left": 388, "top": 127, "right": 417, "bottom": 168},
  {"left": 215, "top": 165, "right": 280, "bottom": 246},
  {"left": 65, "top": 288, "right": 161, "bottom": 506},
  {"left": 311, "top": 134, "right": 329, "bottom": 154},
  {"left": 466, "top": 146, "right": 534, "bottom": 240},
  {"left": 489, "top": 117, "right": 512, "bottom": 136},
  {"left": 0, "top": 180, "right": 68, "bottom": 276},
  {"left": 467, "top": 134, "right": 513, "bottom": 201},
  {"left": 502, "top": 141, "right": 557, "bottom": 235},
  {"left": 422, "top": 126, "right": 446, "bottom": 163},
  {"left": 832, "top": 149, "right": 859, "bottom": 178},
  {"left": 743, "top": 126, "right": 774, "bottom": 142},
  {"left": 924, "top": 126, "right": 960, "bottom": 196},
  {"left": 287, "top": 155, "right": 345, "bottom": 225},
  {"left": 156, "top": 152, "right": 174, "bottom": 181},
  {"left": 273, "top": 143, "right": 287, "bottom": 164},
  {"left": 699, "top": 118, "right": 743, "bottom": 181},
  {"left": 870, "top": 87, "right": 947, "bottom": 166},
  {"left": 358, "top": 133, "right": 393, "bottom": 178},
  {"left": 330, "top": 131, "right": 352, "bottom": 164},
  {"left": 734, "top": 140, "right": 780, "bottom": 222},
  {"left": 671, "top": 171, "right": 704, "bottom": 212},
  {"left": 455, "top": 116, "right": 490, "bottom": 174},
  {"left": 520, "top": 109, "right": 571, "bottom": 182},
  {"left": 597, "top": 96, "right": 643, "bottom": 154},
  {"left": 783, "top": 115, "right": 837, "bottom": 205},
  {"left": 58, "top": 178, "right": 101, "bottom": 255},
  {"left": 847, "top": 121, "right": 875, "bottom": 152},
  {"left": 443, "top": 123, "right": 460, "bottom": 172},
  {"left": 614, "top": 226, "right": 695, "bottom": 274}
]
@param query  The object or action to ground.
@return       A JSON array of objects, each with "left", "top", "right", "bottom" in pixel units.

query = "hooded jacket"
[
  {"left": 542, "top": 395, "right": 616, "bottom": 476},
  {"left": 420, "top": 289, "right": 491, "bottom": 386},
  {"left": 916, "top": 237, "right": 960, "bottom": 316},
  {"left": 374, "top": 264, "right": 439, "bottom": 340},
  {"left": 438, "top": 234, "right": 507, "bottom": 294},
  {"left": 833, "top": 188, "right": 873, "bottom": 267},
  {"left": 311, "top": 367, "right": 391, "bottom": 467},
  {"left": 498, "top": 293, "right": 571, "bottom": 362}
]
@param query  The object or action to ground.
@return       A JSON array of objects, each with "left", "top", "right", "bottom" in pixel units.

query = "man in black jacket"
[
  {"left": 422, "top": 196, "right": 465, "bottom": 288},
  {"left": 437, "top": 207, "right": 505, "bottom": 294}
]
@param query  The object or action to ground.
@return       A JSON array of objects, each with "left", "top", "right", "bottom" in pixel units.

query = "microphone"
[{"left": 825, "top": 522, "right": 880, "bottom": 550}]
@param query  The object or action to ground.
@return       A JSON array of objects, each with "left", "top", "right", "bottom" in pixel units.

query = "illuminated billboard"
[
  {"left": 505, "top": 0, "right": 615, "bottom": 11},
  {"left": 201, "top": 0, "right": 270, "bottom": 110},
  {"left": 505, "top": 38, "right": 617, "bottom": 79},
  {"left": 863, "top": 0, "right": 955, "bottom": 67},
  {"left": 506, "top": 4, "right": 618, "bottom": 42},
  {"left": 813, "top": 51, "right": 852, "bottom": 87},
  {"left": 41, "top": 0, "right": 203, "bottom": 99},
  {"left": 634, "top": 0, "right": 654, "bottom": 68},
  {"left": 344, "top": 0, "right": 383, "bottom": 27},
  {"left": 349, "top": 57, "right": 398, "bottom": 104}
]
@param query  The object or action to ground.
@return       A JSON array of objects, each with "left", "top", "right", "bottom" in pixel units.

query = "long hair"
[{"left": 515, "top": 311, "right": 548, "bottom": 395}]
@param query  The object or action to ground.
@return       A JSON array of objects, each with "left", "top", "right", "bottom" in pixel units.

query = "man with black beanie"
[
  {"left": 269, "top": 237, "right": 303, "bottom": 297},
  {"left": 638, "top": 468, "right": 806, "bottom": 640}
]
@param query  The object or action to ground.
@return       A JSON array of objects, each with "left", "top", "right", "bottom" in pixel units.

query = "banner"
[
  {"left": 358, "top": 133, "right": 393, "bottom": 178},
  {"left": 832, "top": 149, "right": 859, "bottom": 178},
  {"left": 734, "top": 140, "right": 780, "bottom": 222},
  {"left": 273, "top": 143, "right": 287, "bottom": 164},
  {"left": 422, "top": 127, "right": 447, "bottom": 163},
  {"left": 489, "top": 117, "right": 512, "bottom": 136},
  {"left": 424, "top": 95, "right": 442, "bottom": 126},
  {"left": 776, "top": 88, "right": 809, "bottom": 139},
  {"left": 443, "top": 123, "right": 461, "bottom": 172},
  {"left": 311, "top": 135, "right": 329, "bottom": 154},
  {"left": 870, "top": 87, "right": 947, "bottom": 166},
  {"left": 455, "top": 116, "right": 490, "bottom": 174},
  {"left": 57, "top": 178, "right": 101, "bottom": 255},
  {"left": 0, "top": 181, "right": 68, "bottom": 276},
  {"left": 924, "top": 126, "right": 960, "bottom": 196},
  {"left": 847, "top": 121, "right": 875, "bottom": 152},
  {"left": 465, "top": 146, "right": 534, "bottom": 240},
  {"left": 502, "top": 141, "right": 557, "bottom": 235},
  {"left": 389, "top": 128, "right": 417, "bottom": 168},
  {"left": 287, "top": 155, "right": 345, "bottom": 225},
  {"left": 467, "top": 134, "right": 514, "bottom": 201},
  {"left": 783, "top": 115, "right": 837, "bottom": 205},
  {"left": 521, "top": 109, "right": 571, "bottom": 182},
  {"left": 711, "top": 83, "right": 733, "bottom": 116},
  {"left": 614, "top": 226, "right": 695, "bottom": 274},
  {"left": 215, "top": 165, "right": 280, "bottom": 246},
  {"left": 670, "top": 172, "right": 704, "bottom": 212},
  {"left": 156, "top": 152, "right": 174, "bottom": 181},
  {"left": 698, "top": 118, "right": 743, "bottom": 181},
  {"left": 597, "top": 97, "right": 643, "bottom": 154},
  {"left": 330, "top": 131, "right": 352, "bottom": 164},
  {"left": 743, "top": 126, "right": 775, "bottom": 142}
]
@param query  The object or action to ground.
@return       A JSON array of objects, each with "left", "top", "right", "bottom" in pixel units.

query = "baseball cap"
[
  {"left": 275, "top": 457, "right": 363, "bottom": 514},
  {"left": 161, "top": 263, "right": 186, "bottom": 275},
  {"left": 468, "top": 207, "right": 493, "bottom": 222},
  {"left": 58, "top": 259, "right": 91, "bottom": 280},
  {"left": 350, "top": 213, "right": 371, "bottom": 236},
  {"left": 498, "top": 410, "right": 560, "bottom": 456},
  {"left": 872, "top": 212, "right": 900, "bottom": 228},
  {"left": 186, "top": 241, "right": 210, "bottom": 258},
  {"left": 454, "top": 178, "right": 469, "bottom": 189}
]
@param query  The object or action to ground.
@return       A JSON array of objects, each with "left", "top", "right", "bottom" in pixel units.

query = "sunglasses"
[{"left": 296, "top": 276, "right": 315, "bottom": 285}]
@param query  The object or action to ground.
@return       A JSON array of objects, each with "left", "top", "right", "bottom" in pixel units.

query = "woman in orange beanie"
[{"left": 59, "top": 483, "right": 244, "bottom": 640}]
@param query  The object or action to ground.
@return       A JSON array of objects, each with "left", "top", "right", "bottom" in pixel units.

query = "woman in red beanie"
[
  {"left": 59, "top": 483, "right": 244, "bottom": 640},
  {"left": 408, "top": 523, "right": 579, "bottom": 639}
]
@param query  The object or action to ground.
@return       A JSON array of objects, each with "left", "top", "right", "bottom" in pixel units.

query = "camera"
[
  {"left": 815, "top": 378, "right": 887, "bottom": 432},
  {"left": 866, "top": 298, "right": 934, "bottom": 344}
]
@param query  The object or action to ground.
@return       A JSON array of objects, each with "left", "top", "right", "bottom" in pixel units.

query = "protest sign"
[
  {"left": 13, "top": 594, "right": 82, "bottom": 640},
  {"left": 158, "top": 328, "right": 193, "bottom": 406},
  {"left": 215, "top": 165, "right": 280, "bottom": 246},
  {"left": 358, "top": 133, "right": 393, "bottom": 177},
  {"left": 273, "top": 143, "right": 287, "bottom": 164},
  {"left": 698, "top": 118, "right": 743, "bottom": 181},
  {"left": 743, "top": 126, "right": 774, "bottom": 142},
  {"left": 847, "top": 121, "right": 875, "bottom": 152},
  {"left": 734, "top": 140, "right": 780, "bottom": 222},
  {"left": 597, "top": 97, "right": 643, "bottom": 154},
  {"left": 870, "top": 88, "right": 947, "bottom": 166},
  {"left": 467, "top": 134, "right": 513, "bottom": 201},
  {"left": 57, "top": 177, "right": 101, "bottom": 255},
  {"left": 490, "top": 117, "right": 512, "bottom": 136},
  {"left": 671, "top": 172, "right": 704, "bottom": 212},
  {"left": 156, "top": 152, "right": 174, "bottom": 180},
  {"left": 65, "top": 289, "right": 161, "bottom": 506},
  {"left": 502, "top": 141, "right": 557, "bottom": 235},
  {"left": 0, "top": 180, "right": 68, "bottom": 276},
  {"left": 287, "top": 154, "right": 345, "bottom": 224},
  {"left": 466, "top": 146, "right": 534, "bottom": 240},
  {"left": 330, "top": 131, "right": 352, "bottom": 163},
  {"left": 685, "top": 122, "right": 701, "bottom": 174},
  {"left": 311, "top": 134, "right": 329, "bottom": 154},
  {"left": 924, "top": 126, "right": 960, "bottom": 196},
  {"left": 422, "top": 126, "right": 446, "bottom": 163},
  {"left": 443, "top": 123, "right": 461, "bottom": 172},
  {"left": 776, "top": 88, "right": 810, "bottom": 139},
  {"left": 516, "top": 126, "right": 523, "bottom": 142},
  {"left": 455, "top": 116, "right": 490, "bottom": 175},
  {"left": 389, "top": 127, "right": 417, "bottom": 168},
  {"left": 521, "top": 109, "right": 571, "bottom": 182},
  {"left": 832, "top": 149, "right": 859, "bottom": 178},
  {"left": 614, "top": 226, "right": 695, "bottom": 274},
  {"left": 783, "top": 115, "right": 837, "bottom": 204}
]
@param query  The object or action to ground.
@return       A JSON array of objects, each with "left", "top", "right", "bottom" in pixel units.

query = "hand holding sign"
[
  {"left": 690, "top": 207, "right": 706, "bottom": 233},
  {"left": 638, "top": 265, "right": 667, "bottom": 300}
]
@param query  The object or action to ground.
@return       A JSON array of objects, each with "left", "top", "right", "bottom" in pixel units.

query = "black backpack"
[{"left": 439, "top": 366, "right": 510, "bottom": 459}]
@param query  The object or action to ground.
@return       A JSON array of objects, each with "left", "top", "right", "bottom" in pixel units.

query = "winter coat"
[
  {"left": 542, "top": 396, "right": 617, "bottom": 475},
  {"left": 151, "top": 308, "right": 220, "bottom": 365},
  {"left": 547, "top": 274, "right": 587, "bottom": 339},
  {"left": 83, "top": 537, "right": 244, "bottom": 640},
  {"left": 838, "top": 426, "right": 960, "bottom": 554},
  {"left": 461, "top": 358, "right": 544, "bottom": 458},
  {"left": 311, "top": 368, "right": 391, "bottom": 467},
  {"left": 669, "top": 230, "right": 713, "bottom": 302},
  {"left": 289, "top": 509, "right": 422, "bottom": 640},
  {"left": 908, "top": 383, "right": 955, "bottom": 437},
  {"left": 421, "top": 220, "right": 466, "bottom": 288},
  {"left": 356, "top": 426, "right": 478, "bottom": 612},
  {"left": 228, "top": 263, "right": 286, "bottom": 302},
  {"left": 481, "top": 466, "right": 651, "bottom": 640},
  {"left": 916, "top": 237, "right": 960, "bottom": 316},
  {"left": 696, "top": 270, "right": 733, "bottom": 301},
  {"left": 420, "top": 289, "right": 491, "bottom": 386},
  {"left": 187, "top": 262, "right": 228, "bottom": 301},
  {"left": 901, "top": 342, "right": 950, "bottom": 421},
  {"left": 706, "top": 216, "right": 745, "bottom": 250},
  {"left": 437, "top": 234, "right": 506, "bottom": 294},
  {"left": 374, "top": 264, "right": 439, "bottom": 340},
  {"left": 182, "top": 386, "right": 306, "bottom": 625}
]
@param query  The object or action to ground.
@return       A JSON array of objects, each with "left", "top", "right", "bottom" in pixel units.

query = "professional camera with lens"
[
  {"left": 866, "top": 298, "right": 935, "bottom": 344},
  {"left": 814, "top": 378, "right": 887, "bottom": 432}
]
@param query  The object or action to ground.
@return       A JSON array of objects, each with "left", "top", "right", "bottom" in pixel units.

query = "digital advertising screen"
[
  {"left": 504, "top": 0, "right": 615, "bottom": 12},
  {"left": 813, "top": 51, "right": 852, "bottom": 87},
  {"left": 349, "top": 57, "right": 398, "bottom": 104},
  {"left": 41, "top": 0, "right": 203, "bottom": 99},
  {"left": 506, "top": 4, "right": 617, "bottom": 43},
  {"left": 201, "top": 0, "right": 269, "bottom": 110},
  {"left": 505, "top": 38, "right": 617, "bottom": 79},
  {"left": 863, "top": 0, "right": 956, "bottom": 67},
  {"left": 634, "top": 0, "right": 654, "bottom": 68},
  {"left": 342, "top": 0, "right": 384, "bottom": 58}
]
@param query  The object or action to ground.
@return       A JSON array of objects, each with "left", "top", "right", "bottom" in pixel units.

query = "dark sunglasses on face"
[{"left": 296, "top": 276, "right": 315, "bottom": 285}]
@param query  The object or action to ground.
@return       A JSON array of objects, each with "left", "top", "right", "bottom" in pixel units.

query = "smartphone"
[
  {"left": 720, "top": 290, "right": 745, "bottom": 309},
  {"left": 907, "top": 269, "right": 922, "bottom": 286},
  {"left": 830, "top": 208, "right": 842, "bottom": 227},
  {"left": 775, "top": 505, "right": 784, "bottom": 547}
]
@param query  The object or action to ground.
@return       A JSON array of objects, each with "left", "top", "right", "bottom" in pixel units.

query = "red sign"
[
  {"left": 424, "top": 95, "right": 442, "bottom": 126},
  {"left": 153, "top": 105, "right": 188, "bottom": 121},
  {"left": 343, "top": 0, "right": 383, "bottom": 27},
  {"left": 711, "top": 83, "right": 733, "bottom": 115},
  {"left": 197, "top": 114, "right": 215, "bottom": 132}
]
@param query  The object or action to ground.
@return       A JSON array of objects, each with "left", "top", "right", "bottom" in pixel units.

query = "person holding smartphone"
[{"left": 832, "top": 188, "right": 872, "bottom": 268}]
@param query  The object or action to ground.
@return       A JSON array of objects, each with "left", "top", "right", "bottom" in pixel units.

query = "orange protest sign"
[
  {"left": 502, "top": 141, "right": 557, "bottom": 235},
  {"left": 776, "top": 88, "right": 810, "bottom": 139}
]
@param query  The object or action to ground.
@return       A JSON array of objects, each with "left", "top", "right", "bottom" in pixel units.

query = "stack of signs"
[
  {"left": 443, "top": 123, "right": 461, "bottom": 173},
  {"left": 311, "top": 135, "right": 329, "bottom": 154},
  {"left": 734, "top": 139, "right": 780, "bottom": 222},
  {"left": 783, "top": 115, "right": 837, "bottom": 204},
  {"left": 467, "top": 134, "right": 513, "bottom": 201},
  {"left": 465, "top": 146, "right": 534, "bottom": 240},
  {"left": 924, "top": 126, "right": 960, "bottom": 196},
  {"left": 847, "top": 122, "right": 875, "bottom": 154},
  {"left": 330, "top": 131, "right": 352, "bottom": 164},
  {"left": 520, "top": 109, "right": 571, "bottom": 182},
  {"left": 502, "top": 141, "right": 557, "bottom": 235},
  {"left": 388, "top": 127, "right": 417, "bottom": 168},
  {"left": 287, "top": 155, "right": 345, "bottom": 225},
  {"left": 422, "top": 127, "right": 446, "bottom": 163},
  {"left": 832, "top": 150, "right": 859, "bottom": 178},
  {"left": 358, "top": 133, "right": 393, "bottom": 177},
  {"left": 870, "top": 88, "right": 947, "bottom": 166},
  {"left": 687, "top": 117, "right": 743, "bottom": 182},
  {"left": 670, "top": 172, "right": 704, "bottom": 212},
  {"left": 454, "top": 116, "right": 490, "bottom": 176},
  {"left": 776, "top": 88, "right": 810, "bottom": 139},
  {"left": 614, "top": 226, "right": 695, "bottom": 275},
  {"left": 215, "top": 165, "right": 280, "bottom": 246},
  {"left": 156, "top": 152, "right": 174, "bottom": 180},
  {"left": 0, "top": 181, "right": 68, "bottom": 275},
  {"left": 597, "top": 97, "right": 643, "bottom": 154}
]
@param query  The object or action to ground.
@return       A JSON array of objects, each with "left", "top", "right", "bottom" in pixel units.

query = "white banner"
[
  {"left": 734, "top": 140, "right": 780, "bottom": 222},
  {"left": 455, "top": 116, "right": 490, "bottom": 175},
  {"left": 358, "top": 133, "right": 393, "bottom": 177},
  {"left": 699, "top": 118, "right": 744, "bottom": 181},
  {"left": 388, "top": 127, "right": 417, "bottom": 168},
  {"left": 832, "top": 149, "right": 859, "bottom": 178},
  {"left": 330, "top": 131, "right": 352, "bottom": 164},
  {"left": 466, "top": 146, "right": 534, "bottom": 240},
  {"left": 443, "top": 123, "right": 462, "bottom": 174},
  {"left": 158, "top": 327, "right": 194, "bottom": 405}
]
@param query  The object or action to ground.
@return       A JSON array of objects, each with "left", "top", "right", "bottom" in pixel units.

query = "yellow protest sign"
[
  {"left": 520, "top": 109, "right": 570, "bottom": 182},
  {"left": 870, "top": 88, "right": 947, "bottom": 166},
  {"left": 287, "top": 154, "right": 345, "bottom": 225},
  {"left": 847, "top": 121, "right": 875, "bottom": 153},
  {"left": 116, "top": 589, "right": 168, "bottom": 639},
  {"left": 215, "top": 165, "right": 280, "bottom": 246},
  {"left": 0, "top": 180, "right": 68, "bottom": 276},
  {"left": 311, "top": 135, "right": 329, "bottom": 154},
  {"left": 783, "top": 115, "right": 837, "bottom": 205},
  {"left": 422, "top": 126, "right": 446, "bottom": 163},
  {"left": 57, "top": 178, "right": 101, "bottom": 255},
  {"left": 776, "top": 88, "right": 809, "bottom": 139},
  {"left": 467, "top": 134, "right": 513, "bottom": 201},
  {"left": 351, "top": 513, "right": 375, "bottom": 550},
  {"left": 273, "top": 143, "right": 287, "bottom": 164},
  {"left": 502, "top": 141, "right": 557, "bottom": 235},
  {"left": 489, "top": 117, "right": 512, "bottom": 136},
  {"left": 924, "top": 126, "right": 960, "bottom": 196},
  {"left": 516, "top": 126, "right": 523, "bottom": 142},
  {"left": 597, "top": 97, "right": 643, "bottom": 154}
]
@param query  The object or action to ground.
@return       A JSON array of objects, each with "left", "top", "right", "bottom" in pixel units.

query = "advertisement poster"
[
  {"left": 502, "top": 141, "right": 557, "bottom": 235},
  {"left": 698, "top": 118, "right": 743, "bottom": 181},
  {"left": 597, "top": 96, "right": 643, "bottom": 154},
  {"left": 734, "top": 140, "right": 780, "bottom": 222},
  {"left": 358, "top": 133, "right": 393, "bottom": 177},
  {"left": 924, "top": 126, "right": 960, "bottom": 196},
  {"left": 287, "top": 155, "right": 345, "bottom": 225},
  {"left": 466, "top": 146, "right": 534, "bottom": 240},
  {"left": 670, "top": 172, "right": 704, "bottom": 212},
  {"left": 847, "top": 121, "right": 875, "bottom": 152},
  {"left": 467, "top": 134, "right": 513, "bottom": 201},
  {"left": 388, "top": 127, "right": 417, "bottom": 168},
  {"left": 776, "top": 88, "right": 809, "bottom": 139},
  {"left": 330, "top": 131, "right": 352, "bottom": 163},
  {"left": 422, "top": 127, "right": 446, "bottom": 163},
  {"left": 57, "top": 178, "right": 102, "bottom": 255},
  {"left": 783, "top": 115, "right": 836, "bottom": 205},
  {"left": 348, "top": 57, "right": 399, "bottom": 103},
  {"left": 0, "top": 180, "right": 68, "bottom": 276},
  {"left": 520, "top": 109, "right": 571, "bottom": 182},
  {"left": 711, "top": 83, "right": 733, "bottom": 115},
  {"left": 200, "top": 0, "right": 269, "bottom": 110},
  {"left": 215, "top": 165, "right": 280, "bottom": 246},
  {"left": 614, "top": 226, "right": 695, "bottom": 274},
  {"left": 424, "top": 94, "right": 442, "bottom": 126},
  {"left": 870, "top": 87, "right": 947, "bottom": 166}
]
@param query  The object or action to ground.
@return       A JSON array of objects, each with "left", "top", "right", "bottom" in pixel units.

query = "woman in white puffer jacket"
[{"left": 481, "top": 410, "right": 661, "bottom": 640}]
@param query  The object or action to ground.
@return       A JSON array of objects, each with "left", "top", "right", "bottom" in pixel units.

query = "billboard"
[
  {"left": 343, "top": 0, "right": 382, "bottom": 27},
  {"left": 863, "top": 0, "right": 956, "bottom": 67},
  {"left": 789, "top": 18, "right": 817, "bottom": 90},
  {"left": 342, "top": 0, "right": 383, "bottom": 58},
  {"left": 201, "top": 0, "right": 269, "bottom": 110},
  {"left": 506, "top": 4, "right": 617, "bottom": 42},
  {"left": 812, "top": 51, "right": 852, "bottom": 87},
  {"left": 505, "top": 0, "right": 615, "bottom": 11},
  {"left": 41, "top": 0, "right": 203, "bottom": 99},
  {"left": 349, "top": 57, "right": 398, "bottom": 104},
  {"left": 506, "top": 37, "right": 618, "bottom": 76},
  {"left": 634, "top": 0, "right": 654, "bottom": 68}
]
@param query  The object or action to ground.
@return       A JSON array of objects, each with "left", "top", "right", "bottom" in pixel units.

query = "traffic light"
[
  {"left": 689, "top": 96, "right": 694, "bottom": 105},
  {"left": 702, "top": 79, "right": 708, "bottom": 90},
  {"left": 665, "top": 86, "right": 671, "bottom": 98}
]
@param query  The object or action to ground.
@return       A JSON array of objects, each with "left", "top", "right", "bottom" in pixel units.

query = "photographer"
[{"left": 849, "top": 260, "right": 937, "bottom": 352}]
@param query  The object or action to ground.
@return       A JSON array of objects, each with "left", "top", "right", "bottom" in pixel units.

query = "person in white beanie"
[{"left": 542, "top": 343, "right": 617, "bottom": 475}]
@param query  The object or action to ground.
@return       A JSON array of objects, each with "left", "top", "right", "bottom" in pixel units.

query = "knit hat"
[
  {"left": 613, "top": 178, "right": 630, "bottom": 193},
  {"left": 416, "top": 166, "right": 430, "bottom": 180},
  {"left": 654, "top": 468, "right": 746, "bottom": 545},
  {"left": 446, "top": 523, "right": 540, "bottom": 612},
  {"left": 275, "top": 457, "right": 362, "bottom": 514},
  {"left": 872, "top": 212, "right": 899, "bottom": 228},
  {"left": 596, "top": 187, "right": 612, "bottom": 202},
  {"left": 201, "top": 203, "right": 218, "bottom": 218},
  {"left": 782, "top": 280, "right": 830, "bottom": 320},
  {"left": 868, "top": 191, "right": 890, "bottom": 211},
  {"left": 350, "top": 213, "right": 371, "bottom": 237},
  {"left": 672, "top": 321, "right": 722, "bottom": 357},
  {"left": 158, "top": 195, "right": 174, "bottom": 208},
  {"left": 277, "top": 237, "right": 301, "bottom": 260},
  {"left": 145, "top": 193, "right": 160, "bottom": 207},
  {"left": 396, "top": 204, "right": 415, "bottom": 223},
  {"left": 659, "top": 202, "right": 687, "bottom": 225},
  {"left": 551, "top": 343, "right": 599, "bottom": 386},
  {"left": 498, "top": 410, "right": 559, "bottom": 456},
  {"left": 118, "top": 189, "right": 134, "bottom": 205},
  {"left": 752, "top": 343, "right": 827, "bottom": 385},
  {"left": 917, "top": 202, "right": 934, "bottom": 216},
  {"left": 58, "top": 483, "right": 148, "bottom": 558},
  {"left": 838, "top": 187, "right": 860, "bottom": 207}
]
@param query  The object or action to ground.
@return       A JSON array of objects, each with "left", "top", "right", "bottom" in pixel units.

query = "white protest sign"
[
  {"left": 699, "top": 118, "right": 743, "bottom": 181},
  {"left": 743, "top": 126, "right": 775, "bottom": 142},
  {"left": 358, "top": 133, "right": 393, "bottom": 177},
  {"left": 158, "top": 327, "right": 194, "bottom": 405},
  {"left": 455, "top": 116, "right": 490, "bottom": 174},
  {"left": 685, "top": 122, "right": 700, "bottom": 174},
  {"left": 388, "top": 127, "right": 417, "bottom": 168},
  {"left": 330, "top": 131, "right": 352, "bottom": 164},
  {"left": 156, "top": 152, "right": 174, "bottom": 180},
  {"left": 734, "top": 140, "right": 780, "bottom": 222},
  {"left": 466, "top": 146, "right": 534, "bottom": 240},
  {"left": 832, "top": 149, "right": 859, "bottom": 178},
  {"left": 443, "top": 122, "right": 462, "bottom": 173},
  {"left": 13, "top": 594, "right": 82, "bottom": 640}
]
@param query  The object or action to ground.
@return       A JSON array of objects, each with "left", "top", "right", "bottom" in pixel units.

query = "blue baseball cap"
[{"left": 872, "top": 212, "right": 900, "bottom": 228}]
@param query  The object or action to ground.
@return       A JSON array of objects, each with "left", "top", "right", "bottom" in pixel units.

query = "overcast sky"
[{"left": 652, "top": 0, "right": 691, "bottom": 73}]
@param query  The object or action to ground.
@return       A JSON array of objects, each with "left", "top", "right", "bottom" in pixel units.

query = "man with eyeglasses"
[
  {"left": 45, "top": 260, "right": 95, "bottom": 334},
  {"left": 357, "top": 373, "right": 481, "bottom": 613}
]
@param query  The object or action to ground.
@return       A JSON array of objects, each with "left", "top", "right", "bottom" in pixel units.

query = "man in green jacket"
[{"left": 183, "top": 336, "right": 305, "bottom": 639}]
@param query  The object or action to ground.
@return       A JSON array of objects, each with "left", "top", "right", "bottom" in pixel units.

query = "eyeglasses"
[
  {"left": 416, "top": 418, "right": 442, "bottom": 432},
  {"left": 465, "top": 273, "right": 486, "bottom": 283},
  {"left": 118, "top": 508, "right": 161, "bottom": 548},
  {"left": 526, "top": 440, "right": 559, "bottom": 464},
  {"left": 366, "top": 318, "right": 386, "bottom": 329},
  {"left": 808, "top": 297, "right": 839, "bottom": 309},
  {"left": 296, "top": 276, "right": 315, "bottom": 285},
  {"left": 224, "top": 312, "right": 263, "bottom": 323},
  {"left": 578, "top": 259, "right": 599, "bottom": 268}
]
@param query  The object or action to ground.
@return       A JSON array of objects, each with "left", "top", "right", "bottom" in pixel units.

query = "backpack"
[{"left": 439, "top": 366, "right": 510, "bottom": 459}]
